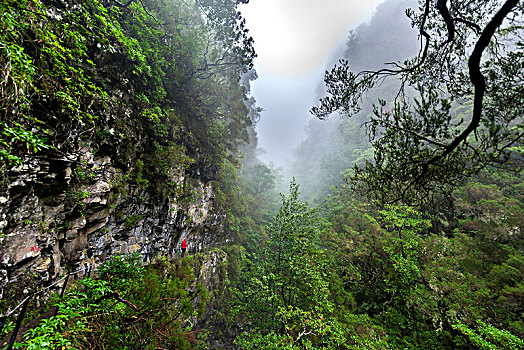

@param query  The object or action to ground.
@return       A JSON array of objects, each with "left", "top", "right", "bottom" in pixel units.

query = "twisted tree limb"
[{"left": 427, "top": 0, "right": 521, "bottom": 166}]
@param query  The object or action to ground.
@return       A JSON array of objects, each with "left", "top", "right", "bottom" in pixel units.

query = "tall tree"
[
  {"left": 312, "top": 0, "right": 524, "bottom": 206},
  {"left": 233, "top": 181, "right": 353, "bottom": 349}
]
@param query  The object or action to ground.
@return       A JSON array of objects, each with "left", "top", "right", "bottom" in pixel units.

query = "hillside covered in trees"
[{"left": 1, "top": 0, "right": 523, "bottom": 349}]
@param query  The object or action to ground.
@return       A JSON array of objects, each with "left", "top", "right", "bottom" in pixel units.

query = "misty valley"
[{"left": 0, "top": 0, "right": 523, "bottom": 349}]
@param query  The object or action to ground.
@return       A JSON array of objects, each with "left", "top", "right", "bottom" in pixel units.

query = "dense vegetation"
[
  {"left": 1, "top": 0, "right": 523, "bottom": 349},
  {"left": 231, "top": 0, "right": 523, "bottom": 348},
  {"left": 2, "top": 252, "right": 216, "bottom": 349},
  {"left": 0, "top": 0, "right": 255, "bottom": 200},
  {"left": 226, "top": 175, "right": 524, "bottom": 349}
]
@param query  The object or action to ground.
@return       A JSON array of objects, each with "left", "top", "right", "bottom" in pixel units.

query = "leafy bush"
[
  {"left": 13, "top": 252, "right": 211, "bottom": 349},
  {"left": 97, "top": 252, "right": 144, "bottom": 292}
]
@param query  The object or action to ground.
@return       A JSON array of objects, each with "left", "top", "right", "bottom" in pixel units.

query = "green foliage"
[
  {"left": 97, "top": 252, "right": 144, "bottom": 291},
  {"left": 289, "top": 4, "right": 524, "bottom": 341},
  {"left": 453, "top": 321, "right": 524, "bottom": 350},
  {"left": 241, "top": 180, "right": 328, "bottom": 317},
  {"left": 379, "top": 205, "right": 430, "bottom": 298},
  {"left": 14, "top": 252, "right": 212, "bottom": 349},
  {"left": 0, "top": 0, "right": 255, "bottom": 205},
  {"left": 214, "top": 154, "right": 280, "bottom": 252},
  {"left": 0, "top": 122, "right": 52, "bottom": 165},
  {"left": 232, "top": 2, "right": 524, "bottom": 348},
  {"left": 233, "top": 180, "right": 358, "bottom": 349},
  {"left": 259, "top": 179, "right": 329, "bottom": 312},
  {"left": 17, "top": 279, "right": 111, "bottom": 350},
  {"left": 236, "top": 306, "right": 349, "bottom": 350},
  {"left": 3, "top": 1, "right": 523, "bottom": 349},
  {"left": 314, "top": 176, "right": 524, "bottom": 349}
]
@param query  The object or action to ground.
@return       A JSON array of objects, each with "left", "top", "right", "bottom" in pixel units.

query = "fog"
[
  {"left": 248, "top": 68, "right": 321, "bottom": 169},
  {"left": 239, "top": 0, "right": 386, "bottom": 171}
]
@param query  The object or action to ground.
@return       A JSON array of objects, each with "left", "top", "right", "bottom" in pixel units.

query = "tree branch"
[
  {"left": 312, "top": 0, "right": 432, "bottom": 119},
  {"left": 427, "top": 0, "right": 520, "bottom": 166},
  {"left": 359, "top": 0, "right": 431, "bottom": 77},
  {"left": 453, "top": 17, "right": 482, "bottom": 33},
  {"left": 436, "top": 0, "right": 455, "bottom": 43},
  {"left": 95, "top": 292, "right": 140, "bottom": 311},
  {"left": 109, "top": 0, "right": 163, "bottom": 28}
]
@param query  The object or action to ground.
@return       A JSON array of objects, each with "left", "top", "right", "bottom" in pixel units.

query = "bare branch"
[{"left": 95, "top": 292, "right": 140, "bottom": 311}]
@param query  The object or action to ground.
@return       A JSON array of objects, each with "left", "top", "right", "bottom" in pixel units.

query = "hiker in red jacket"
[{"left": 181, "top": 238, "right": 187, "bottom": 256}]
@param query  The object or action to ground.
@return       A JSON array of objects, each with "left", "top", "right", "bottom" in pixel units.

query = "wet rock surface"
[{"left": 0, "top": 149, "right": 226, "bottom": 307}]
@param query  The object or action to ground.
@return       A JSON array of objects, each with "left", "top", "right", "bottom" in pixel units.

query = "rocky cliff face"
[
  {"left": 0, "top": 146, "right": 226, "bottom": 304},
  {"left": 0, "top": 0, "right": 250, "bottom": 314}
]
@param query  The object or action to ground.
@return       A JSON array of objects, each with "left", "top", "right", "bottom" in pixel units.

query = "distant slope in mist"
[{"left": 292, "top": 0, "right": 419, "bottom": 203}]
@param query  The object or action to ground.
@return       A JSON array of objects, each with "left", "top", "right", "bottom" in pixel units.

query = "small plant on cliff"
[{"left": 124, "top": 214, "right": 144, "bottom": 229}]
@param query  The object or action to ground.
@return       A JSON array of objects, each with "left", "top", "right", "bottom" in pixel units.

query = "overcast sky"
[{"left": 238, "top": 0, "right": 385, "bottom": 170}]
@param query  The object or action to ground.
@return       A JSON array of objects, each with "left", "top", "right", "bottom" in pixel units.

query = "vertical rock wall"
[{"left": 0, "top": 147, "right": 226, "bottom": 304}]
